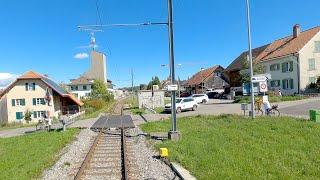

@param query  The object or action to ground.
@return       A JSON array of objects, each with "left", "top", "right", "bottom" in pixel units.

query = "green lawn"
[
  {"left": 141, "top": 115, "right": 320, "bottom": 179},
  {"left": 234, "top": 95, "right": 307, "bottom": 103},
  {"left": 0, "top": 128, "right": 80, "bottom": 179}
]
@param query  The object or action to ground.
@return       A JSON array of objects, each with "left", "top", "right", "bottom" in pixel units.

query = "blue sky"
[{"left": 0, "top": 0, "right": 320, "bottom": 88}]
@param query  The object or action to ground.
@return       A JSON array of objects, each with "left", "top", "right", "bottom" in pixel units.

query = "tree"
[
  {"left": 24, "top": 110, "right": 32, "bottom": 124},
  {"left": 91, "top": 80, "right": 114, "bottom": 101},
  {"left": 147, "top": 76, "right": 161, "bottom": 90},
  {"left": 240, "top": 58, "right": 264, "bottom": 83},
  {"left": 139, "top": 84, "right": 147, "bottom": 90}
]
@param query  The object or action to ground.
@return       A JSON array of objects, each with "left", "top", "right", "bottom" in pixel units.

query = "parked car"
[
  {"left": 191, "top": 94, "right": 209, "bottom": 103},
  {"left": 180, "top": 92, "right": 191, "bottom": 97},
  {"left": 164, "top": 98, "right": 199, "bottom": 113}
]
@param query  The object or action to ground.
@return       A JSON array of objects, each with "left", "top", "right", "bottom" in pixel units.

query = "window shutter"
[
  {"left": 16, "top": 112, "right": 22, "bottom": 120},
  {"left": 41, "top": 98, "right": 46, "bottom": 105},
  {"left": 33, "top": 98, "right": 36, "bottom": 105},
  {"left": 277, "top": 64, "right": 280, "bottom": 70},
  {"left": 12, "top": 99, "right": 15, "bottom": 106},
  {"left": 25, "top": 83, "right": 28, "bottom": 91},
  {"left": 21, "top": 99, "right": 25, "bottom": 106},
  {"left": 32, "top": 83, "right": 36, "bottom": 90},
  {"left": 282, "top": 63, "right": 286, "bottom": 72},
  {"left": 282, "top": 80, "right": 286, "bottom": 89},
  {"left": 290, "top": 79, "right": 294, "bottom": 89},
  {"left": 33, "top": 112, "right": 37, "bottom": 118},
  {"left": 289, "top": 61, "right": 294, "bottom": 72}
]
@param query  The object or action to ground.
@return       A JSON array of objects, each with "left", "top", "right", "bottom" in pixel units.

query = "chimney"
[{"left": 293, "top": 24, "right": 301, "bottom": 38}]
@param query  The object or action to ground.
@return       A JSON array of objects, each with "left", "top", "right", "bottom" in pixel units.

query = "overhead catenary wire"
[{"left": 94, "top": 0, "right": 103, "bottom": 26}]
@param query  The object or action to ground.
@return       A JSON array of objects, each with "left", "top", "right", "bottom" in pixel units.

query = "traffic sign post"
[
  {"left": 259, "top": 81, "right": 268, "bottom": 93},
  {"left": 167, "top": 84, "right": 178, "bottom": 91}
]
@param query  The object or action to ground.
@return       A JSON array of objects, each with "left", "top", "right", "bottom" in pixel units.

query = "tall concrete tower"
[{"left": 84, "top": 51, "right": 107, "bottom": 83}]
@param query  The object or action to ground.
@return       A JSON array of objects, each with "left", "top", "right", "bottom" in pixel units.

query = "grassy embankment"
[
  {"left": 0, "top": 128, "right": 80, "bottom": 179},
  {"left": 234, "top": 95, "right": 307, "bottom": 103},
  {"left": 0, "top": 122, "right": 36, "bottom": 131},
  {"left": 79, "top": 99, "right": 116, "bottom": 120},
  {"left": 141, "top": 115, "right": 320, "bottom": 179}
]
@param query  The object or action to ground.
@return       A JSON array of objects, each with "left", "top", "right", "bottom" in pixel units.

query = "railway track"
[{"left": 74, "top": 99, "right": 137, "bottom": 180}]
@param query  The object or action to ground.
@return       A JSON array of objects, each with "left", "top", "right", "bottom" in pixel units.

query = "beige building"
[
  {"left": 68, "top": 50, "right": 110, "bottom": 99},
  {"left": 84, "top": 51, "right": 107, "bottom": 83},
  {"left": 0, "top": 71, "right": 83, "bottom": 124},
  {"left": 227, "top": 24, "right": 320, "bottom": 95}
]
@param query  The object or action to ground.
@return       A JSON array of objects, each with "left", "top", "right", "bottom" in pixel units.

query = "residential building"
[
  {"left": 226, "top": 24, "right": 320, "bottom": 95},
  {"left": 184, "top": 65, "right": 229, "bottom": 94},
  {"left": 67, "top": 76, "right": 94, "bottom": 99},
  {"left": 0, "top": 71, "right": 83, "bottom": 124}
]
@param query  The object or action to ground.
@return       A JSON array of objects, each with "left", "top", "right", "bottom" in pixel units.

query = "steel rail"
[{"left": 74, "top": 129, "right": 104, "bottom": 180}]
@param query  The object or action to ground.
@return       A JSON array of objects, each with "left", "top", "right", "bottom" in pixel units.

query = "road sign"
[
  {"left": 255, "top": 73, "right": 272, "bottom": 80},
  {"left": 259, "top": 81, "right": 268, "bottom": 92},
  {"left": 167, "top": 84, "right": 178, "bottom": 91},
  {"left": 252, "top": 76, "right": 267, "bottom": 83}
]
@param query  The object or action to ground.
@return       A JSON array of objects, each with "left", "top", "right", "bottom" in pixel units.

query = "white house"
[
  {"left": 0, "top": 71, "right": 83, "bottom": 124},
  {"left": 227, "top": 24, "right": 320, "bottom": 95}
]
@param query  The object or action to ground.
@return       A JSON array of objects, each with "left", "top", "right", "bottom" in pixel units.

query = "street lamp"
[
  {"left": 200, "top": 67, "right": 205, "bottom": 94},
  {"left": 245, "top": 0, "right": 255, "bottom": 119}
]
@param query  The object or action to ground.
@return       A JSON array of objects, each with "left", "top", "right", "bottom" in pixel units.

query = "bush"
[{"left": 82, "top": 99, "right": 106, "bottom": 111}]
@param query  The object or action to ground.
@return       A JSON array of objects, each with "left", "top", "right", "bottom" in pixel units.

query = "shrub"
[{"left": 82, "top": 99, "right": 106, "bottom": 111}]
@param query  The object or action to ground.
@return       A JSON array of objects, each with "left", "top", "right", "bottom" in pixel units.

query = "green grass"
[
  {"left": 0, "top": 122, "right": 36, "bottom": 131},
  {"left": 0, "top": 128, "right": 80, "bottom": 179},
  {"left": 130, "top": 107, "right": 146, "bottom": 115},
  {"left": 141, "top": 115, "right": 320, "bottom": 179},
  {"left": 234, "top": 95, "right": 307, "bottom": 103},
  {"left": 80, "top": 101, "right": 115, "bottom": 120}
]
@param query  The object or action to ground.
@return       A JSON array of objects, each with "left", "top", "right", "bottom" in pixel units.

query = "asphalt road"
[{"left": 280, "top": 99, "right": 320, "bottom": 117}]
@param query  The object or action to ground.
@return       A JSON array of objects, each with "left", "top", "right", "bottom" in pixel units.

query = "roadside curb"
[{"left": 170, "top": 162, "right": 197, "bottom": 180}]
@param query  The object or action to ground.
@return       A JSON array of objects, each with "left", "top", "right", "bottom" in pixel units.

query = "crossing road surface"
[{"left": 280, "top": 100, "right": 320, "bottom": 118}]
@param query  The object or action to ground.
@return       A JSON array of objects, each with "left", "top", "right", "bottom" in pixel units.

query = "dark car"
[{"left": 180, "top": 92, "right": 191, "bottom": 98}]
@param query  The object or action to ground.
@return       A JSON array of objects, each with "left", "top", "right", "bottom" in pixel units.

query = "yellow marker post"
[{"left": 160, "top": 148, "right": 169, "bottom": 158}]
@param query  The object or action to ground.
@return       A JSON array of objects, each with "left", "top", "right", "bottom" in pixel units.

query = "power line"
[{"left": 94, "top": 0, "right": 103, "bottom": 26}]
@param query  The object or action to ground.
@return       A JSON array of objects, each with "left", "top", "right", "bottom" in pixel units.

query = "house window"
[
  {"left": 12, "top": 99, "right": 26, "bottom": 106},
  {"left": 282, "top": 79, "right": 294, "bottom": 90},
  {"left": 270, "top": 64, "right": 280, "bottom": 71},
  {"left": 309, "top": 77, "right": 317, "bottom": 83},
  {"left": 16, "top": 112, "right": 23, "bottom": 120},
  {"left": 282, "top": 61, "right": 294, "bottom": 72},
  {"left": 33, "top": 111, "right": 46, "bottom": 118},
  {"left": 85, "top": 93, "right": 91, "bottom": 97},
  {"left": 33, "top": 98, "right": 46, "bottom": 105},
  {"left": 83, "top": 85, "right": 87, "bottom": 90},
  {"left": 315, "top": 41, "right": 320, "bottom": 53},
  {"left": 308, "top": 58, "right": 316, "bottom": 70},
  {"left": 25, "top": 82, "right": 36, "bottom": 91},
  {"left": 270, "top": 80, "right": 281, "bottom": 87}
]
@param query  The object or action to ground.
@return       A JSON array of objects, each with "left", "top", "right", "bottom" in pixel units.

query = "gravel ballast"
[
  {"left": 128, "top": 127, "right": 180, "bottom": 180},
  {"left": 42, "top": 129, "right": 97, "bottom": 180},
  {"left": 42, "top": 127, "right": 179, "bottom": 179}
]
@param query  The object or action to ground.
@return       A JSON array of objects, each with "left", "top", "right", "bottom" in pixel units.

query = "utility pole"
[
  {"left": 167, "top": 0, "right": 180, "bottom": 140},
  {"left": 245, "top": 0, "right": 255, "bottom": 119},
  {"left": 131, "top": 68, "right": 134, "bottom": 95}
]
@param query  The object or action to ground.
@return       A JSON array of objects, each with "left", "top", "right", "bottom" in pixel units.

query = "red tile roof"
[
  {"left": 18, "top": 71, "right": 43, "bottom": 79},
  {"left": 186, "top": 65, "right": 223, "bottom": 86},
  {"left": 256, "top": 26, "right": 320, "bottom": 62},
  {"left": 225, "top": 45, "right": 269, "bottom": 72}
]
